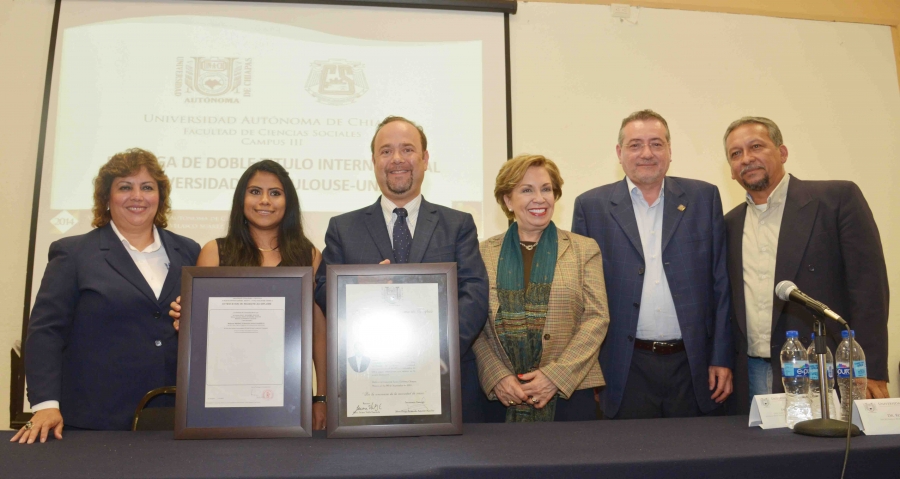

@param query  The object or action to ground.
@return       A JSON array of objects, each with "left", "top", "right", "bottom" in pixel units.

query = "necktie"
[{"left": 392, "top": 208, "right": 412, "bottom": 264}]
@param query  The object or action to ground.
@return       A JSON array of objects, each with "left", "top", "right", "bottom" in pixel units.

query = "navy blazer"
[
  {"left": 24, "top": 224, "right": 200, "bottom": 430},
  {"left": 725, "top": 175, "right": 889, "bottom": 414},
  {"left": 314, "top": 197, "right": 489, "bottom": 421},
  {"left": 573, "top": 177, "right": 733, "bottom": 417}
]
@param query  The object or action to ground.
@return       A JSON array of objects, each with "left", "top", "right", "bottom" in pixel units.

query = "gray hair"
[
  {"left": 617, "top": 109, "right": 670, "bottom": 146},
  {"left": 723, "top": 116, "right": 784, "bottom": 159}
]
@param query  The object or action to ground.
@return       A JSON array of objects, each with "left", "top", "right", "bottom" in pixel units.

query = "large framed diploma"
[
  {"left": 175, "top": 267, "right": 313, "bottom": 439},
  {"left": 326, "top": 263, "right": 462, "bottom": 438}
]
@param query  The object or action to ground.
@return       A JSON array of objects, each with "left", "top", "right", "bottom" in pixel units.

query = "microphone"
[{"left": 775, "top": 280, "right": 847, "bottom": 326}]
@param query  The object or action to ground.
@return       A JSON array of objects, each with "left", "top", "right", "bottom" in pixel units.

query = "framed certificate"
[
  {"left": 326, "top": 263, "right": 462, "bottom": 438},
  {"left": 175, "top": 267, "right": 313, "bottom": 439}
]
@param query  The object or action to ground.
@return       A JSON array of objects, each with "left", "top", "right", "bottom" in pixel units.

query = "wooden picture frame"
[
  {"left": 326, "top": 263, "right": 461, "bottom": 438},
  {"left": 175, "top": 267, "right": 313, "bottom": 439}
]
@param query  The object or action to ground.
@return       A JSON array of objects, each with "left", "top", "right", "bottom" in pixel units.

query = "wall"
[
  {"left": 534, "top": 0, "right": 900, "bottom": 25},
  {"left": 537, "top": 1, "right": 900, "bottom": 93},
  {"left": 0, "top": 0, "right": 57, "bottom": 430}
]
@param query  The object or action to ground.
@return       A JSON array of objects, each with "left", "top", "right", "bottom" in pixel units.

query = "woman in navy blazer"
[{"left": 13, "top": 149, "right": 200, "bottom": 443}]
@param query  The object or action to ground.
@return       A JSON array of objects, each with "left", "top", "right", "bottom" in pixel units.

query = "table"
[{"left": 3, "top": 416, "right": 898, "bottom": 478}]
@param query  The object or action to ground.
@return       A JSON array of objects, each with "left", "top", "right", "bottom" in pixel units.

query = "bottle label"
[
  {"left": 782, "top": 361, "right": 809, "bottom": 378},
  {"left": 853, "top": 360, "right": 867, "bottom": 378},
  {"left": 809, "top": 364, "right": 835, "bottom": 381},
  {"left": 809, "top": 363, "right": 836, "bottom": 380},
  {"left": 837, "top": 362, "right": 851, "bottom": 379}
]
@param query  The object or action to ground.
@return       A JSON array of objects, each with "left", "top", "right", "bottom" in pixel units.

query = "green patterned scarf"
[{"left": 495, "top": 221, "right": 558, "bottom": 422}]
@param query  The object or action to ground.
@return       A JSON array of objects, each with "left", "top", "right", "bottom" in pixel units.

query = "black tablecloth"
[{"left": 3, "top": 416, "right": 898, "bottom": 478}]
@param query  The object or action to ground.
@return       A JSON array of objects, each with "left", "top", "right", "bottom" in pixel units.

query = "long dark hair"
[{"left": 220, "top": 160, "right": 314, "bottom": 267}]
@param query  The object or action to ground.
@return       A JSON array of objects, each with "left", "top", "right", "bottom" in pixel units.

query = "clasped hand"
[{"left": 493, "top": 370, "right": 558, "bottom": 409}]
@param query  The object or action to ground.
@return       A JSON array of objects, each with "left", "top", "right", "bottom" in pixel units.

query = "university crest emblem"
[
  {"left": 185, "top": 57, "right": 242, "bottom": 96},
  {"left": 305, "top": 59, "right": 368, "bottom": 105},
  {"left": 382, "top": 286, "right": 402, "bottom": 304}
]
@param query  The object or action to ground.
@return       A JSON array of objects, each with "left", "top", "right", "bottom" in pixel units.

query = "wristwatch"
[{"left": 313, "top": 395, "right": 326, "bottom": 403}]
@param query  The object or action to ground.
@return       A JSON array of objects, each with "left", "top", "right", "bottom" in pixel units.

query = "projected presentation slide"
[
  {"left": 31, "top": 0, "right": 508, "bottom": 307},
  {"left": 51, "top": 18, "right": 483, "bottom": 215}
]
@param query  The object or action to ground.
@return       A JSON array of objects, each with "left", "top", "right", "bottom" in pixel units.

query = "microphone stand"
[{"left": 794, "top": 319, "right": 859, "bottom": 437}]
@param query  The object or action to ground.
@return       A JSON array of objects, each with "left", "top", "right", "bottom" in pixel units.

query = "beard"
[
  {"left": 741, "top": 165, "right": 770, "bottom": 191},
  {"left": 386, "top": 174, "right": 414, "bottom": 196}
]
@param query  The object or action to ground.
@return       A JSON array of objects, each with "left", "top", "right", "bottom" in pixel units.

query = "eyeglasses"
[{"left": 625, "top": 141, "right": 668, "bottom": 153}]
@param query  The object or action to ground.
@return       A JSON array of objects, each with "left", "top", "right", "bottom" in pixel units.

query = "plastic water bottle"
[
  {"left": 806, "top": 333, "right": 836, "bottom": 419},
  {"left": 836, "top": 330, "right": 867, "bottom": 421},
  {"left": 780, "top": 331, "right": 811, "bottom": 428}
]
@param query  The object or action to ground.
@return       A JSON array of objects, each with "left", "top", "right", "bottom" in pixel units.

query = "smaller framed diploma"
[
  {"left": 326, "top": 263, "right": 462, "bottom": 438},
  {"left": 175, "top": 267, "right": 313, "bottom": 439}
]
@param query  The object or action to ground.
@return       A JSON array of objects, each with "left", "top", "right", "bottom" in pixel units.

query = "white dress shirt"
[
  {"left": 627, "top": 178, "right": 682, "bottom": 341},
  {"left": 742, "top": 175, "right": 790, "bottom": 358},
  {"left": 32, "top": 221, "right": 171, "bottom": 412},
  {"left": 110, "top": 221, "right": 171, "bottom": 299},
  {"left": 381, "top": 194, "right": 422, "bottom": 247}
]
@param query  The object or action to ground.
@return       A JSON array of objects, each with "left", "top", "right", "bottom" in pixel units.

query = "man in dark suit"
[
  {"left": 314, "top": 116, "right": 489, "bottom": 422},
  {"left": 723, "top": 116, "right": 889, "bottom": 413},
  {"left": 572, "top": 109, "right": 733, "bottom": 419}
]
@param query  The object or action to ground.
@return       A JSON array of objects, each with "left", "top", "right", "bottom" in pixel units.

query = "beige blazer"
[{"left": 472, "top": 229, "right": 610, "bottom": 399}]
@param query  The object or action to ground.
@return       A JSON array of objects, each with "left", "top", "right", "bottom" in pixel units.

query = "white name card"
[
  {"left": 749, "top": 394, "right": 786, "bottom": 429},
  {"left": 749, "top": 391, "right": 841, "bottom": 429},
  {"left": 852, "top": 399, "right": 900, "bottom": 435}
]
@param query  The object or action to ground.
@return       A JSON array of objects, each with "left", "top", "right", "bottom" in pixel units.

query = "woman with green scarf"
[{"left": 473, "top": 155, "right": 611, "bottom": 422}]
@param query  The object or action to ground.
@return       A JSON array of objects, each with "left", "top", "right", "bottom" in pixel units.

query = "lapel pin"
[{"left": 678, "top": 204, "right": 686, "bottom": 211}]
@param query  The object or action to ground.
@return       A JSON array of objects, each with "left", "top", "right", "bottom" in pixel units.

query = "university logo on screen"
[
  {"left": 174, "top": 57, "right": 252, "bottom": 103},
  {"left": 305, "top": 59, "right": 368, "bottom": 105}
]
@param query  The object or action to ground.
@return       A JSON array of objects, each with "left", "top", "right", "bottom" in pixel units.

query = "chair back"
[{"left": 132, "top": 386, "right": 176, "bottom": 431}]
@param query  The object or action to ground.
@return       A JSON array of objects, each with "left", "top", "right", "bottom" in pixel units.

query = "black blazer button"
[
  {"left": 808, "top": 265, "right": 815, "bottom": 272},
  {"left": 627, "top": 335, "right": 634, "bottom": 342},
  {"left": 153, "top": 311, "right": 161, "bottom": 319},
  {"left": 543, "top": 334, "right": 551, "bottom": 340},
  {"left": 633, "top": 302, "right": 640, "bottom": 308},
  {"left": 638, "top": 267, "right": 645, "bottom": 275}
]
